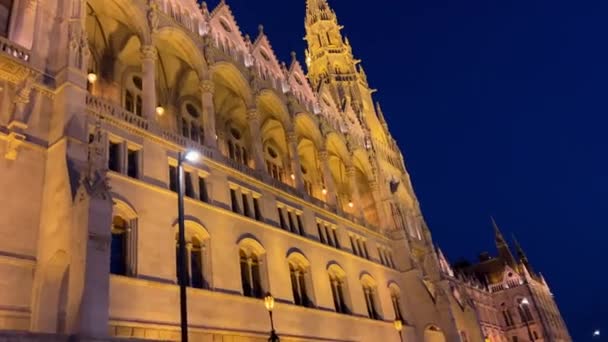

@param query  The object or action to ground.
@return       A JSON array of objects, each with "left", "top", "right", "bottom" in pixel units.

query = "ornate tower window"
[
  {"left": 124, "top": 75, "right": 143, "bottom": 117},
  {"left": 265, "top": 145, "right": 284, "bottom": 182},
  {"left": 328, "top": 266, "right": 350, "bottom": 314},
  {"left": 0, "top": 0, "right": 12, "bottom": 37},
  {"left": 227, "top": 127, "right": 248, "bottom": 166},
  {"left": 180, "top": 102, "right": 204, "bottom": 144},
  {"left": 361, "top": 276, "right": 382, "bottom": 320},
  {"left": 289, "top": 263, "right": 311, "bottom": 307}
]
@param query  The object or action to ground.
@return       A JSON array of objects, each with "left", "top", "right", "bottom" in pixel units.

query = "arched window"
[
  {"left": 328, "top": 265, "right": 349, "bottom": 314},
  {"left": 175, "top": 225, "right": 211, "bottom": 290},
  {"left": 265, "top": 144, "right": 284, "bottom": 182},
  {"left": 240, "top": 249, "right": 263, "bottom": 298},
  {"left": 0, "top": 0, "right": 13, "bottom": 37},
  {"left": 389, "top": 284, "right": 404, "bottom": 321},
  {"left": 361, "top": 275, "right": 381, "bottom": 320},
  {"left": 287, "top": 253, "right": 314, "bottom": 308},
  {"left": 180, "top": 102, "right": 204, "bottom": 144},
  {"left": 517, "top": 298, "right": 534, "bottom": 323},
  {"left": 228, "top": 126, "right": 248, "bottom": 166},
  {"left": 110, "top": 216, "right": 128, "bottom": 275},
  {"left": 124, "top": 74, "right": 143, "bottom": 116}
]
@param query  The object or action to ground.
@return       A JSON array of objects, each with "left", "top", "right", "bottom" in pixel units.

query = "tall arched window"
[
  {"left": 517, "top": 298, "right": 534, "bottom": 323},
  {"left": 110, "top": 216, "right": 128, "bottom": 275},
  {"left": 228, "top": 126, "right": 249, "bottom": 166},
  {"left": 287, "top": 253, "right": 314, "bottom": 308},
  {"left": 389, "top": 284, "right": 404, "bottom": 321},
  {"left": 240, "top": 249, "right": 263, "bottom": 298},
  {"left": 328, "top": 265, "right": 349, "bottom": 314},
  {"left": 124, "top": 74, "right": 143, "bottom": 117},
  {"left": 180, "top": 102, "right": 204, "bottom": 144},
  {"left": 174, "top": 224, "right": 211, "bottom": 290},
  {"left": 0, "top": 0, "right": 13, "bottom": 37},
  {"left": 265, "top": 144, "right": 284, "bottom": 182},
  {"left": 361, "top": 275, "right": 381, "bottom": 320}
]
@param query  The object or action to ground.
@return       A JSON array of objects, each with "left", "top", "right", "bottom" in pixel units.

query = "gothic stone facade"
[{"left": 0, "top": 0, "right": 570, "bottom": 341}]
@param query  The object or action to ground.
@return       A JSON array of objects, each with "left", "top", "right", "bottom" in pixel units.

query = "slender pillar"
[
  {"left": 141, "top": 46, "right": 157, "bottom": 121},
  {"left": 246, "top": 108, "right": 265, "bottom": 171},
  {"left": 200, "top": 79, "right": 217, "bottom": 148},
  {"left": 287, "top": 129, "right": 304, "bottom": 190},
  {"left": 318, "top": 150, "right": 337, "bottom": 206},
  {"left": 369, "top": 180, "right": 389, "bottom": 230}
]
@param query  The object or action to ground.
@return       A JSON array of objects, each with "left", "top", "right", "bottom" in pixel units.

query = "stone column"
[
  {"left": 346, "top": 165, "right": 361, "bottom": 214},
  {"left": 318, "top": 150, "right": 337, "bottom": 206},
  {"left": 287, "top": 129, "right": 304, "bottom": 191},
  {"left": 246, "top": 108, "right": 265, "bottom": 171},
  {"left": 141, "top": 45, "right": 157, "bottom": 121},
  {"left": 200, "top": 78, "right": 217, "bottom": 148}
]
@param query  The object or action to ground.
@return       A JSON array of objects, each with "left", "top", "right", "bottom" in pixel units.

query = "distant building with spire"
[{"left": 439, "top": 219, "right": 572, "bottom": 342}]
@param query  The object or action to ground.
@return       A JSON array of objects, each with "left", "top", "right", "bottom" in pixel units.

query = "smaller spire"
[
  {"left": 492, "top": 216, "right": 507, "bottom": 246},
  {"left": 491, "top": 217, "right": 517, "bottom": 268}
]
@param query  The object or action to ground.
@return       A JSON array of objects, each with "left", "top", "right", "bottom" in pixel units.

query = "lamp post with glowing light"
[
  {"left": 394, "top": 319, "right": 403, "bottom": 341},
  {"left": 593, "top": 329, "right": 600, "bottom": 338},
  {"left": 519, "top": 298, "right": 534, "bottom": 342},
  {"left": 264, "top": 293, "right": 280, "bottom": 342},
  {"left": 176, "top": 150, "right": 201, "bottom": 342}
]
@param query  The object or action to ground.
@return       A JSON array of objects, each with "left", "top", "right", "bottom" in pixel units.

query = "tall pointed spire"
[
  {"left": 513, "top": 235, "right": 534, "bottom": 274},
  {"left": 491, "top": 217, "right": 517, "bottom": 268},
  {"left": 306, "top": 0, "right": 337, "bottom": 25}
]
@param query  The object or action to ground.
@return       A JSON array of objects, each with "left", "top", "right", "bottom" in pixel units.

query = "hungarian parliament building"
[{"left": 0, "top": 0, "right": 571, "bottom": 341}]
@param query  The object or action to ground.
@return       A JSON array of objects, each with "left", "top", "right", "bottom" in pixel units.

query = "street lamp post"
[
  {"left": 177, "top": 150, "right": 201, "bottom": 342},
  {"left": 264, "top": 293, "right": 280, "bottom": 342},
  {"left": 519, "top": 298, "right": 534, "bottom": 342},
  {"left": 394, "top": 319, "right": 403, "bottom": 341}
]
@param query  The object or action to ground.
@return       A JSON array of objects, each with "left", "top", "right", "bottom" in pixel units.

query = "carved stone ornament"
[
  {"left": 147, "top": 0, "right": 160, "bottom": 33},
  {"left": 4, "top": 131, "right": 26, "bottom": 160}
]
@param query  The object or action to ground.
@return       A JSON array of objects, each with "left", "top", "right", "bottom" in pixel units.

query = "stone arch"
[
  {"left": 236, "top": 236, "right": 266, "bottom": 256},
  {"left": 326, "top": 132, "right": 353, "bottom": 210},
  {"left": 286, "top": 250, "right": 311, "bottom": 269},
  {"left": 211, "top": 61, "right": 254, "bottom": 106},
  {"left": 86, "top": 0, "right": 150, "bottom": 46},
  {"left": 286, "top": 250, "right": 315, "bottom": 306},
  {"left": 257, "top": 89, "right": 291, "bottom": 129},
  {"left": 174, "top": 220, "right": 212, "bottom": 289},
  {"left": 294, "top": 112, "right": 323, "bottom": 149},
  {"left": 30, "top": 250, "right": 69, "bottom": 333}
]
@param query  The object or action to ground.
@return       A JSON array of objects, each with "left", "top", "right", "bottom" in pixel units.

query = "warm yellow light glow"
[
  {"left": 87, "top": 73, "right": 98, "bottom": 84},
  {"left": 322, "top": 187, "right": 328, "bottom": 195},
  {"left": 393, "top": 319, "right": 403, "bottom": 332},
  {"left": 290, "top": 173, "right": 295, "bottom": 180},
  {"left": 348, "top": 201, "right": 354, "bottom": 208},
  {"left": 264, "top": 293, "right": 275, "bottom": 311},
  {"left": 156, "top": 106, "right": 165, "bottom": 115},
  {"left": 184, "top": 150, "right": 200, "bottom": 163}
]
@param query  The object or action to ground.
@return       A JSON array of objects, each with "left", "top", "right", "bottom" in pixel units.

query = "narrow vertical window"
[
  {"left": 230, "top": 189, "right": 240, "bottom": 213},
  {"left": 240, "top": 250, "right": 252, "bottom": 297},
  {"left": 278, "top": 208, "right": 287, "bottom": 230},
  {"left": 198, "top": 176, "right": 208, "bottom": 203},
  {"left": 332, "top": 228, "right": 340, "bottom": 248},
  {"left": 253, "top": 198, "right": 262, "bottom": 221},
  {"left": 110, "top": 216, "right": 128, "bottom": 276},
  {"left": 287, "top": 211, "right": 296, "bottom": 233},
  {"left": 108, "top": 142, "right": 121, "bottom": 173},
  {"left": 296, "top": 215, "right": 305, "bottom": 236},
  {"left": 391, "top": 294, "right": 403, "bottom": 320},
  {"left": 378, "top": 248, "right": 386, "bottom": 266},
  {"left": 317, "top": 223, "right": 326, "bottom": 244},
  {"left": 127, "top": 148, "right": 139, "bottom": 178},
  {"left": 169, "top": 165, "right": 177, "bottom": 192},
  {"left": 185, "top": 172, "right": 195, "bottom": 198},
  {"left": 350, "top": 236, "right": 358, "bottom": 256},
  {"left": 190, "top": 241, "right": 204, "bottom": 289},
  {"left": 242, "top": 193, "right": 251, "bottom": 218},
  {"left": 362, "top": 241, "right": 370, "bottom": 260}
]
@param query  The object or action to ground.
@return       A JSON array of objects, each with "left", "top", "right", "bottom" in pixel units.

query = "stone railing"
[
  {"left": 0, "top": 36, "right": 30, "bottom": 62},
  {"left": 86, "top": 95, "right": 149, "bottom": 131}
]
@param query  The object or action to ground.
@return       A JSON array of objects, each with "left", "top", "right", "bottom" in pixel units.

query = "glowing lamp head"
[
  {"left": 155, "top": 106, "right": 165, "bottom": 116},
  {"left": 290, "top": 173, "right": 296, "bottom": 180},
  {"left": 520, "top": 298, "right": 530, "bottom": 305},
  {"left": 87, "top": 72, "right": 98, "bottom": 84},
  {"left": 264, "top": 293, "right": 275, "bottom": 312},
  {"left": 393, "top": 319, "right": 403, "bottom": 332},
  {"left": 593, "top": 330, "right": 600, "bottom": 337},
  {"left": 184, "top": 150, "right": 200, "bottom": 163},
  {"left": 348, "top": 201, "right": 354, "bottom": 208},
  {"left": 322, "top": 187, "right": 328, "bottom": 195}
]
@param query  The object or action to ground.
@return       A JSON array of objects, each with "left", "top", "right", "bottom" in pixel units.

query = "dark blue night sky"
[{"left": 203, "top": 0, "right": 607, "bottom": 339}]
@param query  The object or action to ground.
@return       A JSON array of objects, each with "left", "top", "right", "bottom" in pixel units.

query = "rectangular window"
[
  {"left": 350, "top": 236, "right": 358, "bottom": 256},
  {"left": 109, "top": 141, "right": 121, "bottom": 172},
  {"left": 378, "top": 248, "right": 386, "bottom": 266},
  {"left": 287, "top": 211, "right": 296, "bottom": 233},
  {"left": 169, "top": 165, "right": 177, "bottom": 192},
  {"left": 278, "top": 208, "right": 287, "bottom": 230},
  {"left": 127, "top": 148, "right": 139, "bottom": 178},
  {"left": 253, "top": 198, "right": 262, "bottom": 221},
  {"left": 198, "top": 177, "right": 208, "bottom": 203},
  {"left": 325, "top": 226, "right": 334, "bottom": 247},
  {"left": 296, "top": 216, "right": 305, "bottom": 236},
  {"left": 185, "top": 172, "right": 195, "bottom": 198},
  {"left": 362, "top": 241, "right": 370, "bottom": 260},
  {"left": 230, "top": 189, "right": 240, "bottom": 213},
  {"left": 317, "top": 223, "right": 326, "bottom": 244},
  {"left": 388, "top": 253, "right": 395, "bottom": 268},
  {"left": 332, "top": 229, "right": 340, "bottom": 249},
  {"left": 242, "top": 193, "right": 251, "bottom": 218}
]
